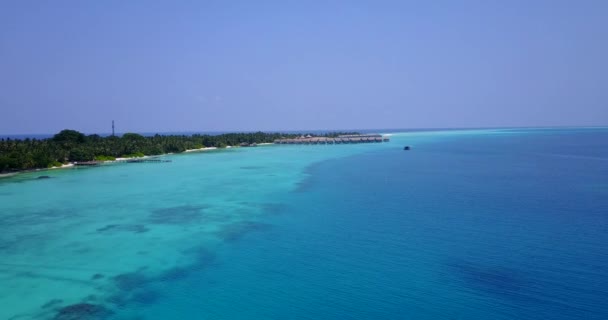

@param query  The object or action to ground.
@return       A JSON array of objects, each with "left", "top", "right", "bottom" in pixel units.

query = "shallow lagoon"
[{"left": 1, "top": 128, "right": 607, "bottom": 319}]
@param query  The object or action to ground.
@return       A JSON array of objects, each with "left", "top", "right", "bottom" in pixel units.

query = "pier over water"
[{"left": 274, "top": 134, "right": 389, "bottom": 145}]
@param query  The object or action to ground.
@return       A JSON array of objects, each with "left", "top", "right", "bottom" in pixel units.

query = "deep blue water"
[
  {"left": 282, "top": 129, "right": 608, "bottom": 319},
  {"left": 1, "top": 128, "right": 607, "bottom": 319},
  {"left": 184, "top": 128, "right": 608, "bottom": 319}
]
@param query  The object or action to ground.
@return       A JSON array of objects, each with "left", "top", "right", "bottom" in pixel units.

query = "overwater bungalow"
[{"left": 273, "top": 134, "right": 390, "bottom": 145}]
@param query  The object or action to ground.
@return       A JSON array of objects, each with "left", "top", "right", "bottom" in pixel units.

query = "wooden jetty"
[{"left": 274, "top": 134, "right": 390, "bottom": 145}]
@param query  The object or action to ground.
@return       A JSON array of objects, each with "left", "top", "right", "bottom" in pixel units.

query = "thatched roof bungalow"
[{"left": 273, "top": 134, "right": 390, "bottom": 145}]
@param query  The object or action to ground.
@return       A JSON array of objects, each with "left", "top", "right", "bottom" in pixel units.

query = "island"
[{"left": 0, "top": 129, "right": 368, "bottom": 174}]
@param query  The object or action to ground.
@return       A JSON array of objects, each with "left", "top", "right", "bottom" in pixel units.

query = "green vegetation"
[
  {"left": 94, "top": 155, "right": 116, "bottom": 161},
  {"left": 122, "top": 152, "right": 145, "bottom": 158},
  {"left": 47, "top": 161, "right": 64, "bottom": 168},
  {"left": 0, "top": 129, "right": 358, "bottom": 172}
]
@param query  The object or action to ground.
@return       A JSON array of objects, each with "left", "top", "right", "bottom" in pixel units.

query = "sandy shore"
[
  {"left": 0, "top": 172, "right": 19, "bottom": 179},
  {"left": 0, "top": 163, "right": 74, "bottom": 179},
  {"left": 49, "top": 163, "right": 74, "bottom": 169},
  {"left": 184, "top": 147, "right": 218, "bottom": 153}
]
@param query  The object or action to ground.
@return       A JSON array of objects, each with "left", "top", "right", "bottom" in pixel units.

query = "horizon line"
[{"left": 2, "top": 125, "right": 608, "bottom": 138}]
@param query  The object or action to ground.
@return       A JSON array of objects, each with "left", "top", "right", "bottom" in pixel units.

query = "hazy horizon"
[
  {"left": 2, "top": 1, "right": 607, "bottom": 134},
  {"left": 3, "top": 124, "right": 608, "bottom": 138}
]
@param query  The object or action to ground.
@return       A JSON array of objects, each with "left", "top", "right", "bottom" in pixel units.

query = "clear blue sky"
[{"left": 1, "top": 1, "right": 607, "bottom": 134}]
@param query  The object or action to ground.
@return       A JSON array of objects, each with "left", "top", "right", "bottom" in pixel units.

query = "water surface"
[{"left": 1, "top": 128, "right": 607, "bottom": 319}]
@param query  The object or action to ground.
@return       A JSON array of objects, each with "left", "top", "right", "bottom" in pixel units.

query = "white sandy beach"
[
  {"left": 184, "top": 147, "right": 218, "bottom": 152},
  {"left": 49, "top": 163, "right": 75, "bottom": 169}
]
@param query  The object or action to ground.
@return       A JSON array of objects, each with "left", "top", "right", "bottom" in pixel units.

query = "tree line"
[{"left": 0, "top": 129, "right": 358, "bottom": 172}]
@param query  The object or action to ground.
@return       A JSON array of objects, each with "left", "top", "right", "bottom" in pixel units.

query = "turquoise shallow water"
[{"left": 1, "top": 128, "right": 607, "bottom": 319}]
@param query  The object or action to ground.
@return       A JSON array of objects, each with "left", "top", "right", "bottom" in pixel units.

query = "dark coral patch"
[
  {"left": 216, "top": 221, "right": 272, "bottom": 242},
  {"left": 91, "top": 273, "right": 104, "bottom": 280},
  {"left": 155, "top": 249, "right": 216, "bottom": 282},
  {"left": 96, "top": 224, "right": 149, "bottom": 234},
  {"left": 96, "top": 224, "right": 118, "bottom": 232},
  {"left": 107, "top": 248, "right": 217, "bottom": 311},
  {"left": 53, "top": 303, "right": 113, "bottom": 320},
  {"left": 149, "top": 205, "right": 207, "bottom": 225},
  {"left": 113, "top": 272, "right": 149, "bottom": 292}
]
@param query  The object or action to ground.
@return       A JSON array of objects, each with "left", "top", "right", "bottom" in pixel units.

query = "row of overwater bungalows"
[{"left": 274, "top": 134, "right": 389, "bottom": 145}]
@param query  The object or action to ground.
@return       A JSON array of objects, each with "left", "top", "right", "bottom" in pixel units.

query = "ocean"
[{"left": 1, "top": 128, "right": 607, "bottom": 320}]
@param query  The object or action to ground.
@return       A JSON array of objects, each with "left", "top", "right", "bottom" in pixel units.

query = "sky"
[{"left": 1, "top": 1, "right": 607, "bottom": 134}]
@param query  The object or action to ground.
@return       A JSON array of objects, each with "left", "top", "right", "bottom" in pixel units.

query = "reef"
[
  {"left": 53, "top": 303, "right": 113, "bottom": 320},
  {"left": 96, "top": 224, "right": 149, "bottom": 234},
  {"left": 216, "top": 221, "right": 272, "bottom": 242},
  {"left": 148, "top": 205, "right": 207, "bottom": 225},
  {"left": 91, "top": 274, "right": 105, "bottom": 280}
]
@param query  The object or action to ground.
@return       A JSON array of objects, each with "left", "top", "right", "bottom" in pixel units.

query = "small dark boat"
[
  {"left": 403, "top": 146, "right": 411, "bottom": 150},
  {"left": 37, "top": 175, "right": 51, "bottom": 179}
]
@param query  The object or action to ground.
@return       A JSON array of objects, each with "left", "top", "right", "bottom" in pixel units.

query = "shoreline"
[
  {"left": 0, "top": 143, "right": 271, "bottom": 179},
  {"left": 184, "top": 147, "right": 218, "bottom": 153},
  {"left": 0, "top": 136, "right": 396, "bottom": 179},
  {"left": 0, "top": 163, "right": 76, "bottom": 179}
]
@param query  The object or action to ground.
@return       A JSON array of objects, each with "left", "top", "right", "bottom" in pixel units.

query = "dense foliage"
[{"left": 0, "top": 129, "right": 358, "bottom": 172}]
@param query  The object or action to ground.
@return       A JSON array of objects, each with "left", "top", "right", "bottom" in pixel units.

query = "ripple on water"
[
  {"left": 239, "top": 166, "right": 265, "bottom": 170},
  {"left": 447, "top": 261, "right": 530, "bottom": 300},
  {"left": 40, "top": 299, "right": 63, "bottom": 309}
]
